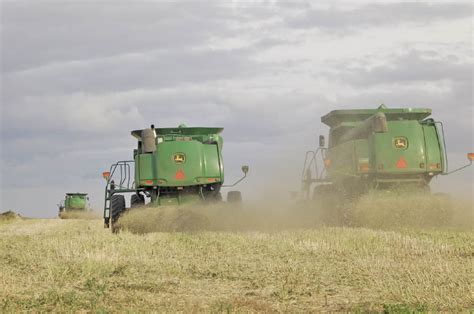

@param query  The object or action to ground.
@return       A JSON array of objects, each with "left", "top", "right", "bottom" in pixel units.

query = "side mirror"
[
  {"left": 319, "top": 135, "right": 325, "bottom": 148},
  {"left": 443, "top": 152, "right": 474, "bottom": 175},
  {"left": 222, "top": 166, "right": 249, "bottom": 187}
]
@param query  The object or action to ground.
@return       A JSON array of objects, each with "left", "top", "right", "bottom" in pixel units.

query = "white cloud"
[{"left": 1, "top": 2, "right": 472, "bottom": 215}]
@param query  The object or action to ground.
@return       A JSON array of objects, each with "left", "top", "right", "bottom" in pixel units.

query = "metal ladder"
[
  {"left": 103, "top": 160, "right": 135, "bottom": 226},
  {"left": 301, "top": 147, "right": 329, "bottom": 199}
]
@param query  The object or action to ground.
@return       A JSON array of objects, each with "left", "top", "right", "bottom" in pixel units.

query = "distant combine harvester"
[
  {"left": 301, "top": 105, "right": 473, "bottom": 222},
  {"left": 58, "top": 193, "right": 90, "bottom": 218}
]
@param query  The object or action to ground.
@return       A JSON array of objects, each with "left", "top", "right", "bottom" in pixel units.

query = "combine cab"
[
  {"left": 301, "top": 105, "right": 473, "bottom": 219},
  {"left": 103, "top": 124, "right": 248, "bottom": 230},
  {"left": 58, "top": 193, "right": 89, "bottom": 217}
]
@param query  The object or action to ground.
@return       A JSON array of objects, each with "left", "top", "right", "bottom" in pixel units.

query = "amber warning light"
[
  {"left": 324, "top": 159, "right": 332, "bottom": 167},
  {"left": 102, "top": 171, "right": 110, "bottom": 180},
  {"left": 468, "top": 153, "right": 474, "bottom": 162}
]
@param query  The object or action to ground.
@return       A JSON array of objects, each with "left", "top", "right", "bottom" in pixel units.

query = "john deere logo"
[
  {"left": 394, "top": 137, "right": 408, "bottom": 150},
  {"left": 173, "top": 153, "right": 186, "bottom": 164}
]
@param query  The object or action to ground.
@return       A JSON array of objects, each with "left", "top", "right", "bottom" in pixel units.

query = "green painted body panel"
[
  {"left": 324, "top": 106, "right": 445, "bottom": 187},
  {"left": 134, "top": 128, "right": 224, "bottom": 188},
  {"left": 137, "top": 154, "right": 153, "bottom": 181},
  {"left": 327, "top": 141, "right": 354, "bottom": 180},
  {"left": 354, "top": 139, "right": 369, "bottom": 168},
  {"left": 327, "top": 139, "right": 370, "bottom": 181},
  {"left": 372, "top": 121, "right": 427, "bottom": 174},
  {"left": 136, "top": 141, "right": 223, "bottom": 187},
  {"left": 422, "top": 123, "right": 444, "bottom": 171},
  {"left": 64, "top": 193, "right": 87, "bottom": 210}
]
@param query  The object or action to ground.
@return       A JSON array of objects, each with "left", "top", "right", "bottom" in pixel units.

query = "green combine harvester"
[
  {"left": 301, "top": 105, "right": 473, "bottom": 218},
  {"left": 58, "top": 193, "right": 89, "bottom": 217},
  {"left": 102, "top": 124, "right": 248, "bottom": 230}
]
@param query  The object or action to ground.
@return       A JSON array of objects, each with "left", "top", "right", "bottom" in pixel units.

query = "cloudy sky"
[{"left": 1, "top": 1, "right": 473, "bottom": 217}]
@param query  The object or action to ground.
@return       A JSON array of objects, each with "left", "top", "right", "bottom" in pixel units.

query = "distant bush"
[{"left": 0, "top": 211, "right": 22, "bottom": 223}]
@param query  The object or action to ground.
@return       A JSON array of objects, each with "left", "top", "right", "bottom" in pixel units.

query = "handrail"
[
  {"left": 106, "top": 160, "right": 135, "bottom": 190},
  {"left": 434, "top": 121, "right": 448, "bottom": 174},
  {"left": 300, "top": 147, "right": 328, "bottom": 199},
  {"left": 301, "top": 147, "right": 327, "bottom": 184},
  {"left": 103, "top": 160, "right": 135, "bottom": 224}
]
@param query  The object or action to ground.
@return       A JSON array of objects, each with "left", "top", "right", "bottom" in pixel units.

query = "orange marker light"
[
  {"left": 102, "top": 171, "right": 110, "bottom": 180},
  {"left": 468, "top": 153, "right": 474, "bottom": 161},
  {"left": 396, "top": 156, "right": 408, "bottom": 169},
  {"left": 359, "top": 163, "right": 370, "bottom": 172},
  {"left": 175, "top": 170, "right": 185, "bottom": 180}
]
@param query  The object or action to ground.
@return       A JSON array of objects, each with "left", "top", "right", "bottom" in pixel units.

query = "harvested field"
[{"left": 0, "top": 209, "right": 473, "bottom": 312}]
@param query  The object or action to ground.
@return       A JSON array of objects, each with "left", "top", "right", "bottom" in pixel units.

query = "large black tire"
[
  {"left": 227, "top": 191, "right": 242, "bottom": 203},
  {"left": 130, "top": 194, "right": 145, "bottom": 208},
  {"left": 110, "top": 194, "right": 126, "bottom": 233}
]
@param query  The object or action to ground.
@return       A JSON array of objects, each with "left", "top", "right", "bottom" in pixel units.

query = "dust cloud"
[
  {"left": 115, "top": 188, "right": 473, "bottom": 234},
  {"left": 113, "top": 153, "right": 473, "bottom": 233},
  {"left": 58, "top": 210, "right": 101, "bottom": 220},
  {"left": 115, "top": 201, "right": 311, "bottom": 233},
  {"left": 349, "top": 190, "right": 473, "bottom": 230}
]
